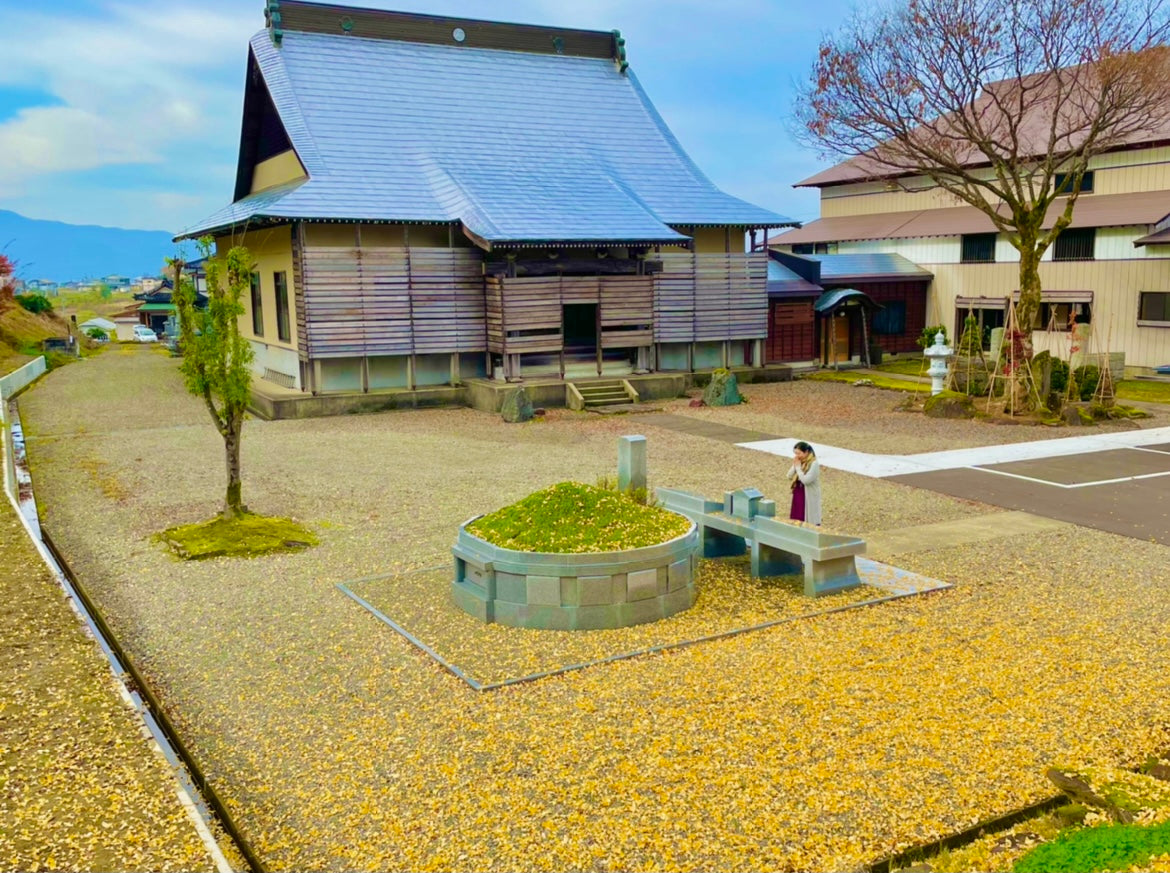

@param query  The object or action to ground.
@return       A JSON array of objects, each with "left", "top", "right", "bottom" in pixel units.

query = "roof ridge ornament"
[
  {"left": 612, "top": 30, "right": 628, "bottom": 74},
  {"left": 265, "top": 0, "right": 283, "bottom": 47}
]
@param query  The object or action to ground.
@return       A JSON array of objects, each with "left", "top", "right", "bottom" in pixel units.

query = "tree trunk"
[
  {"left": 223, "top": 415, "right": 245, "bottom": 518},
  {"left": 1015, "top": 226, "right": 1042, "bottom": 361}
]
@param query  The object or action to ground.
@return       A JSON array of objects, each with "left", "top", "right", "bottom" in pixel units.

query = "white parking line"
[{"left": 969, "top": 466, "right": 1170, "bottom": 489}]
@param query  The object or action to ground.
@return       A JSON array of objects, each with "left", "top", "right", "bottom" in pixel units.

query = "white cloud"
[{"left": 0, "top": 1, "right": 254, "bottom": 194}]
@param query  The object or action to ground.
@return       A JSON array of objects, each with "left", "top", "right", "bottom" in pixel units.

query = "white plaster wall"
[{"left": 249, "top": 340, "right": 302, "bottom": 390}]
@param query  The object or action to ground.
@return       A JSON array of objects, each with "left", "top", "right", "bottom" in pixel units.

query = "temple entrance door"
[{"left": 563, "top": 303, "right": 599, "bottom": 377}]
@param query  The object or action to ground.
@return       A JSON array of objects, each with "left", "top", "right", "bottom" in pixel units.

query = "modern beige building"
[{"left": 771, "top": 136, "right": 1170, "bottom": 374}]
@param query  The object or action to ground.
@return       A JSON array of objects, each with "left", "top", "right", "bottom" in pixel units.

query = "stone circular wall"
[{"left": 451, "top": 519, "right": 699, "bottom": 630}]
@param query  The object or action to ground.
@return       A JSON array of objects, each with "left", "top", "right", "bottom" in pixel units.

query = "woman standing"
[{"left": 787, "top": 441, "right": 822, "bottom": 525}]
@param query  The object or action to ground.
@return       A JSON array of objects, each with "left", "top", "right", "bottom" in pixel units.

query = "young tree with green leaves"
[
  {"left": 170, "top": 238, "right": 255, "bottom": 519},
  {"left": 796, "top": 0, "right": 1170, "bottom": 365}
]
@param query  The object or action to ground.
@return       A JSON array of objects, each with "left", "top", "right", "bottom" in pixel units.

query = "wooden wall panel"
[
  {"left": 766, "top": 300, "right": 816, "bottom": 363},
  {"left": 300, "top": 245, "right": 486, "bottom": 357},
  {"left": 485, "top": 274, "right": 655, "bottom": 356},
  {"left": 653, "top": 252, "right": 768, "bottom": 342},
  {"left": 292, "top": 223, "right": 309, "bottom": 362}
]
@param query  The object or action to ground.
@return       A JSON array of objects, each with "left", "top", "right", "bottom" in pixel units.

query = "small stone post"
[{"left": 618, "top": 435, "right": 647, "bottom": 493}]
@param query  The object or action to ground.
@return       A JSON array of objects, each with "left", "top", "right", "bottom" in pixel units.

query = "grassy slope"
[{"left": 0, "top": 302, "right": 70, "bottom": 372}]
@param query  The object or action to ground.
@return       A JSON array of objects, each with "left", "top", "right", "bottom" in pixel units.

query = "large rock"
[
  {"left": 923, "top": 390, "right": 975, "bottom": 419},
  {"left": 500, "top": 387, "right": 534, "bottom": 423},
  {"left": 703, "top": 368, "right": 743, "bottom": 407}
]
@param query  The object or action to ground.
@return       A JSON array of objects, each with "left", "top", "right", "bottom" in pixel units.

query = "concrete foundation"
[{"left": 248, "top": 366, "right": 796, "bottom": 420}]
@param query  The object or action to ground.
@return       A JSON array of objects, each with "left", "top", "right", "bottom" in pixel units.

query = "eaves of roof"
[
  {"left": 768, "top": 190, "right": 1170, "bottom": 246},
  {"left": 1134, "top": 226, "right": 1170, "bottom": 246}
]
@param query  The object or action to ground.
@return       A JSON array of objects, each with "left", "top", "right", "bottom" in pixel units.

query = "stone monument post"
[{"left": 618, "top": 435, "right": 647, "bottom": 493}]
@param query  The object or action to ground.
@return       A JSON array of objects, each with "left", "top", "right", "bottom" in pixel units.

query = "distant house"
[
  {"left": 132, "top": 280, "right": 209, "bottom": 336},
  {"left": 110, "top": 306, "right": 143, "bottom": 341},
  {"left": 177, "top": 1, "right": 794, "bottom": 397},
  {"left": 769, "top": 70, "right": 1170, "bottom": 374},
  {"left": 79, "top": 317, "right": 117, "bottom": 334},
  {"left": 760, "top": 251, "right": 931, "bottom": 366}
]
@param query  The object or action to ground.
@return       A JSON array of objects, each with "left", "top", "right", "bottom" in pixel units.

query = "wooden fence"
[
  {"left": 292, "top": 246, "right": 768, "bottom": 361},
  {"left": 485, "top": 275, "right": 654, "bottom": 355},
  {"left": 298, "top": 246, "right": 485, "bottom": 358},
  {"left": 654, "top": 253, "right": 768, "bottom": 342}
]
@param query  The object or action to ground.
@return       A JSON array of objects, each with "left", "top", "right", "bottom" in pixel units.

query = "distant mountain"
[{"left": 0, "top": 210, "right": 180, "bottom": 284}]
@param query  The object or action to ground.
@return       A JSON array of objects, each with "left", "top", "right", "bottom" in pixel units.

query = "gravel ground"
[
  {"left": 347, "top": 557, "right": 926, "bottom": 687},
  {"left": 665, "top": 378, "right": 1168, "bottom": 454},
  {"left": 14, "top": 349, "right": 1170, "bottom": 872},
  {"left": 0, "top": 474, "right": 219, "bottom": 870}
]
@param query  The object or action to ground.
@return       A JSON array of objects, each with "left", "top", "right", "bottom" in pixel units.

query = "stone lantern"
[{"left": 923, "top": 330, "right": 954, "bottom": 396}]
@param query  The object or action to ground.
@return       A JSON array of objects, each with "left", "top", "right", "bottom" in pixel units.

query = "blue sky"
[{"left": 0, "top": 0, "right": 856, "bottom": 234}]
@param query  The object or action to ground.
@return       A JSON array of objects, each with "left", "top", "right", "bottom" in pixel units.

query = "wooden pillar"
[
  {"left": 361, "top": 356, "right": 369, "bottom": 393},
  {"left": 595, "top": 301, "right": 602, "bottom": 376},
  {"left": 450, "top": 352, "right": 460, "bottom": 386},
  {"left": 313, "top": 359, "right": 322, "bottom": 395},
  {"left": 407, "top": 355, "right": 416, "bottom": 390}
]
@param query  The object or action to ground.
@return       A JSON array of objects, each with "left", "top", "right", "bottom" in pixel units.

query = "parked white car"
[{"left": 132, "top": 325, "right": 158, "bottom": 343}]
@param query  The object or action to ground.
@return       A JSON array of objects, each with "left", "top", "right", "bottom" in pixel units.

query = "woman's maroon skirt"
[{"left": 789, "top": 481, "right": 805, "bottom": 522}]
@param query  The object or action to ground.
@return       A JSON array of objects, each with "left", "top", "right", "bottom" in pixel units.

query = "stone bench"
[{"left": 655, "top": 487, "right": 866, "bottom": 597}]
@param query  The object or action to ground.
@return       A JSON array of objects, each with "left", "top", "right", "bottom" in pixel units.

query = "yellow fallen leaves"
[
  {"left": 349, "top": 556, "right": 881, "bottom": 686},
  {"left": 16, "top": 351, "right": 1170, "bottom": 873},
  {"left": 0, "top": 505, "right": 217, "bottom": 872}
]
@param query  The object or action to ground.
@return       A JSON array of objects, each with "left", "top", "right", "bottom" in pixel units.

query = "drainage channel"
[
  {"left": 866, "top": 793, "right": 1068, "bottom": 873},
  {"left": 4, "top": 400, "right": 266, "bottom": 873}
]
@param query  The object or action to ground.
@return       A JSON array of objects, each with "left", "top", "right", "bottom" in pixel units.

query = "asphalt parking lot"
[{"left": 889, "top": 443, "right": 1170, "bottom": 545}]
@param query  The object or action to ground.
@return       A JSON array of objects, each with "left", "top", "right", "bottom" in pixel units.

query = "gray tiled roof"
[
  {"left": 812, "top": 253, "right": 932, "bottom": 282},
  {"left": 766, "top": 257, "right": 822, "bottom": 295},
  {"left": 182, "top": 30, "right": 793, "bottom": 243}
]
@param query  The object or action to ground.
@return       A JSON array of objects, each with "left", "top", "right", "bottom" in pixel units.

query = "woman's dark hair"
[{"left": 794, "top": 441, "right": 815, "bottom": 456}]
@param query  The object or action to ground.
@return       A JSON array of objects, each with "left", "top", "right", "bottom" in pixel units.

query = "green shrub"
[
  {"left": 15, "top": 293, "right": 53, "bottom": 314},
  {"left": 1050, "top": 359, "right": 1070, "bottom": 393},
  {"left": 1014, "top": 818, "right": 1170, "bottom": 872},
  {"left": 918, "top": 324, "right": 948, "bottom": 350},
  {"left": 85, "top": 327, "right": 108, "bottom": 340},
  {"left": 957, "top": 314, "right": 981, "bottom": 356},
  {"left": 468, "top": 482, "right": 689, "bottom": 553},
  {"left": 43, "top": 351, "right": 75, "bottom": 371},
  {"left": 1074, "top": 365, "right": 1101, "bottom": 401}
]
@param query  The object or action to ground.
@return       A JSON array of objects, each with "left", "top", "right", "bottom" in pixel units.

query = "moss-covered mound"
[
  {"left": 158, "top": 513, "right": 318, "bottom": 560},
  {"left": 467, "top": 482, "right": 691, "bottom": 554}
]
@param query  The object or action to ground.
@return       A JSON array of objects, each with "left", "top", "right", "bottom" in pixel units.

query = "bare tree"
[{"left": 796, "top": 0, "right": 1170, "bottom": 347}]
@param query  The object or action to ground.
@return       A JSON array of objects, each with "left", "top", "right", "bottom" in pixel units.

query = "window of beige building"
[
  {"left": 792, "top": 242, "right": 836, "bottom": 255},
  {"left": 1138, "top": 292, "right": 1170, "bottom": 325},
  {"left": 250, "top": 272, "right": 264, "bottom": 336},
  {"left": 1054, "top": 228, "right": 1095, "bottom": 261},
  {"left": 274, "top": 271, "right": 290, "bottom": 342},
  {"left": 961, "top": 233, "right": 997, "bottom": 263},
  {"left": 1034, "top": 301, "right": 1091, "bottom": 330},
  {"left": 1055, "top": 171, "right": 1094, "bottom": 194}
]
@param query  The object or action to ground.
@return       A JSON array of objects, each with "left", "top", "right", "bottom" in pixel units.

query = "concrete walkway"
[{"left": 738, "top": 425, "right": 1170, "bottom": 478}]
